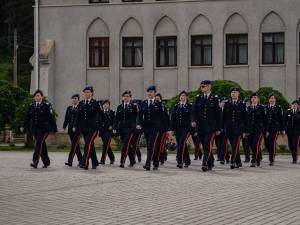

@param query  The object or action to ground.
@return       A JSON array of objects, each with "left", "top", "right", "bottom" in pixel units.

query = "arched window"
[
  {"left": 224, "top": 13, "right": 249, "bottom": 65},
  {"left": 120, "top": 18, "right": 143, "bottom": 67},
  {"left": 154, "top": 16, "right": 178, "bottom": 67},
  {"left": 189, "top": 14, "right": 213, "bottom": 66},
  {"left": 260, "top": 12, "right": 285, "bottom": 64},
  {"left": 87, "top": 18, "right": 110, "bottom": 67}
]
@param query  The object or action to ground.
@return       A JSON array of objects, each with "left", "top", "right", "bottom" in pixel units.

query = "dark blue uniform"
[
  {"left": 159, "top": 102, "right": 170, "bottom": 164},
  {"left": 283, "top": 109, "right": 300, "bottom": 163},
  {"left": 223, "top": 100, "right": 247, "bottom": 168},
  {"left": 100, "top": 109, "right": 115, "bottom": 164},
  {"left": 216, "top": 106, "right": 228, "bottom": 164},
  {"left": 73, "top": 98, "right": 103, "bottom": 169},
  {"left": 22, "top": 101, "right": 57, "bottom": 168},
  {"left": 140, "top": 99, "right": 165, "bottom": 170},
  {"left": 114, "top": 102, "right": 140, "bottom": 167},
  {"left": 63, "top": 105, "right": 82, "bottom": 166},
  {"left": 192, "top": 94, "right": 222, "bottom": 171},
  {"left": 246, "top": 104, "right": 266, "bottom": 166},
  {"left": 171, "top": 102, "right": 192, "bottom": 168},
  {"left": 264, "top": 104, "right": 283, "bottom": 164}
]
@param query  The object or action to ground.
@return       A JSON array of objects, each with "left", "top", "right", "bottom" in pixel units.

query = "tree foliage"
[{"left": 167, "top": 80, "right": 290, "bottom": 111}]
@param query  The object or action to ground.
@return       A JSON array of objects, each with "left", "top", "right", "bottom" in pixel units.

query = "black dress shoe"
[
  {"left": 194, "top": 157, "right": 198, "bottom": 160},
  {"left": 269, "top": 162, "right": 274, "bottom": 166},
  {"left": 201, "top": 166, "right": 208, "bottom": 172},
  {"left": 184, "top": 164, "right": 189, "bottom": 168},
  {"left": 250, "top": 163, "right": 256, "bottom": 167},
  {"left": 92, "top": 166, "right": 97, "bottom": 169},
  {"left": 230, "top": 164, "right": 235, "bottom": 169},
  {"left": 292, "top": 161, "right": 297, "bottom": 164},
  {"left": 128, "top": 163, "right": 134, "bottom": 167},
  {"left": 43, "top": 165, "right": 48, "bottom": 168},
  {"left": 120, "top": 164, "right": 125, "bottom": 168},
  {"left": 65, "top": 162, "right": 72, "bottom": 167},
  {"left": 30, "top": 163, "right": 37, "bottom": 169},
  {"left": 110, "top": 159, "right": 115, "bottom": 165},
  {"left": 244, "top": 159, "right": 250, "bottom": 163},
  {"left": 256, "top": 161, "right": 261, "bottom": 167},
  {"left": 207, "top": 166, "right": 212, "bottom": 171},
  {"left": 143, "top": 165, "right": 150, "bottom": 171},
  {"left": 99, "top": 161, "right": 105, "bottom": 165},
  {"left": 83, "top": 165, "right": 89, "bottom": 170},
  {"left": 153, "top": 167, "right": 158, "bottom": 170},
  {"left": 237, "top": 163, "right": 242, "bottom": 168},
  {"left": 220, "top": 161, "right": 225, "bottom": 165},
  {"left": 177, "top": 164, "right": 183, "bottom": 169}
]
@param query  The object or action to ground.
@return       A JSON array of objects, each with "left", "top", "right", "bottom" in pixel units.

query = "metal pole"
[
  {"left": 34, "top": 0, "right": 40, "bottom": 90},
  {"left": 13, "top": 29, "right": 18, "bottom": 87}
]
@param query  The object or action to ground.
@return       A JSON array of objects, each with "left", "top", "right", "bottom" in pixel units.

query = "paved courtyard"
[{"left": 0, "top": 151, "right": 300, "bottom": 225}]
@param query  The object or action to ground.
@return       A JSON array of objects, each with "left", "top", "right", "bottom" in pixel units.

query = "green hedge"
[{"left": 167, "top": 80, "right": 290, "bottom": 111}]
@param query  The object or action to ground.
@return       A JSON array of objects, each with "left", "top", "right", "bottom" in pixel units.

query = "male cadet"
[
  {"left": 170, "top": 90, "right": 192, "bottom": 168},
  {"left": 113, "top": 91, "right": 141, "bottom": 168},
  {"left": 63, "top": 94, "right": 83, "bottom": 167},
  {"left": 73, "top": 86, "right": 102, "bottom": 170},
  {"left": 283, "top": 100, "right": 300, "bottom": 164},
  {"left": 21, "top": 89, "right": 57, "bottom": 169},
  {"left": 216, "top": 97, "right": 229, "bottom": 164},
  {"left": 264, "top": 93, "right": 284, "bottom": 166},
  {"left": 155, "top": 93, "right": 170, "bottom": 164},
  {"left": 131, "top": 98, "right": 143, "bottom": 163},
  {"left": 242, "top": 98, "right": 251, "bottom": 162},
  {"left": 192, "top": 80, "right": 222, "bottom": 172},
  {"left": 99, "top": 100, "right": 115, "bottom": 165},
  {"left": 223, "top": 88, "right": 247, "bottom": 169},
  {"left": 246, "top": 93, "right": 265, "bottom": 167},
  {"left": 140, "top": 85, "right": 165, "bottom": 171}
]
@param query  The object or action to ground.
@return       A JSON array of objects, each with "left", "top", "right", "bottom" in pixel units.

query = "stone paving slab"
[{"left": 0, "top": 151, "right": 299, "bottom": 225}]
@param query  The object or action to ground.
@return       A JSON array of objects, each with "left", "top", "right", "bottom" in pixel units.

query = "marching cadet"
[
  {"left": 99, "top": 100, "right": 115, "bottom": 165},
  {"left": 113, "top": 91, "right": 141, "bottom": 168},
  {"left": 264, "top": 93, "right": 284, "bottom": 166},
  {"left": 247, "top": 93, "right": 266, "bottom": 167},
  {"left": 20, "top": 89, "right": 57, "bottom": 169},
  {"left": 216, "top": 97, "right": 229, "bottom": 164},
  {"left": 192, "top": 80, "right": 222, "bottom": 172},
  {"left": 155, "top": 93, "right": 170, "bottom": 165},
  {"left": 283, "top": 100, "right": 300, "bottom": 164},
  {"left": 242, "top": 98, "right": 251, "bottom": 162},
  {"left": 223, "top": 88, "right": 247, "bottom": 169},
  {"left": 63, "top": 94, "right": 82, "bottom": 167},
  {"left": 131, "top": 99, "right": 143, "bottom": 163},
  {"left": 192, "top": 131, "right": 202, "bottom": 160},
  {"left": 140, "top": 85, "right": 165, "bottom": 171},
  {"left": 170, "top": 90, "right": 192, "bottom": 168},
  {"left": 73, "top": 86, "right": 102, "bottom": 170}
]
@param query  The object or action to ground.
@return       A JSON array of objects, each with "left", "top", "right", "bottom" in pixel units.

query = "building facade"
[{"left": 35, "top": 0, "right": 300, "bottom": 127}]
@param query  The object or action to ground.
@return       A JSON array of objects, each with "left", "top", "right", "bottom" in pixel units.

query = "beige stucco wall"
[{"left": 37, "top": 0, "right": 300, "bottom": 128}]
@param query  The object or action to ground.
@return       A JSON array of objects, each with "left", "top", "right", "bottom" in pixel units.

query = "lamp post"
[{"left": 34, "top": 0, "right": 40, "bottom": 89}]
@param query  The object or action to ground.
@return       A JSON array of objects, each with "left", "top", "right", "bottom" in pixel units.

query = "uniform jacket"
[
  {"left": 171, "top": 102, "right": 192, "bottom": 132},
  {"left": 22, "top": 101, "right": 57, "bottom": 133},
  {"left": 192, "top": 93, "right": 222, "bottom": 133}
]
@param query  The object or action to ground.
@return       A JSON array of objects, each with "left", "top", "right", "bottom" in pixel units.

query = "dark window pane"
[
  {"left": 226, "top": 34, "right": 248, "bottom": 65},
  {"left": 122, "top": 37, "right": 143, "bottom": 67},
  {"left": 262, "top": 32, "right": 284, "bottom": 64},
  {"left": 191, "top": 35, "right": 212, "bottom": 66},
  {"left": 156, "top": 36, "right": 177, "bottom": 67},
  {"left": 89, "top": 37, "right": 109, "bottom": 67}
]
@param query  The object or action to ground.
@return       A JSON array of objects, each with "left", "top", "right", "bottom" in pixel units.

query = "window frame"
[
  {"left": 225, "top": 33, "right": 248, "bottom": 65},
  {"left": 156, "top": 36, "right": 177, "bottom": 67},
  {"left": 122, "top": 36, "right": 143, "bottom": 67},
  {"left": 262, "top": 32, "right": 285, "bottom": 65},
  {"left": 89, "top": 0, "right": 109, "bottom": 3},
  {"left": 89, "top": 37, "right": 109, "bottom": 68},
  {"left": 191, "top": 34, "right": 213, "bottom": 66}
]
